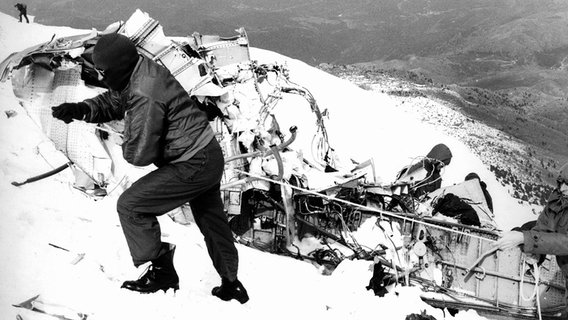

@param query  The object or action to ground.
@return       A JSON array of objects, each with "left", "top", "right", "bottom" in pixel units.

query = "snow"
[{"left": 0, "top": 11, "right": 538, "bottom": 320}]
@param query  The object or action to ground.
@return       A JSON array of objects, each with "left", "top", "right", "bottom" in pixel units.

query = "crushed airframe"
[{"left": 1, "top": 9, "right": 565, "bottom": 320}]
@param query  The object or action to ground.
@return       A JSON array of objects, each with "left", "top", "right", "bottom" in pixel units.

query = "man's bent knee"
[{"left": 117, "top": 189, "right": 136, "bottom": 217}]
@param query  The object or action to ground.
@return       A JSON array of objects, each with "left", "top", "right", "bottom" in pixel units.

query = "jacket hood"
[
  {"left": 547, "top": 189, "right": 568, "bottom": 213},
  {"left": 93, "top": 33, "right": 140, "bottom": 91}
]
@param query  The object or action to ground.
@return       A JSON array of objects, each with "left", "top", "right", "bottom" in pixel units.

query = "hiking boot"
[
  {"left": 211, "top": 278, "right": 249, "bottom": 304},
  {"left": 121, "top": 244, "right": 179, "bottom": 293}
]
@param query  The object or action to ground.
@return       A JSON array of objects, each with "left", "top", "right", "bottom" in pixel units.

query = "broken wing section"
[{"left": 10, "top": 59, "right": 113, "bottom": 191}]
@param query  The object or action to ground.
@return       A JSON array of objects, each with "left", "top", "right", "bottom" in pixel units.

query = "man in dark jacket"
[
  {"left": 492, "top": 162, "right": 568, "bottom": 316},
  {"left": 14, "top": 3, "right": 29, "bottom": 23},
  {"left": 51, "top": 33, "right": 249, "bottom": 303}
]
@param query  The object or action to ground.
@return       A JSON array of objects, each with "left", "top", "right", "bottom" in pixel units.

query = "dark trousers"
[
  {"left": 117, "top": 138, "right": 239, "bottom": 281},
  {"left": 19, "top": 12, "right": 29, "bottom": 23}
]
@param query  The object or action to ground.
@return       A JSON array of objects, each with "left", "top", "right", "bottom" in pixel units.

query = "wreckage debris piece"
[
  {"left": 11, "top": 162, "right": 72, "bottom": 187},
  {"left": 405, "top": 311, "right": 437, "bottom": 320},
  {"left": 463, "top": 246, "right": 499, "bottom": 282},
  {"left": 5, "top": 110, "right": 17, "bottom": 118},
  {"left": 13, "top": 295, "right": 88, "bottom": 320}
]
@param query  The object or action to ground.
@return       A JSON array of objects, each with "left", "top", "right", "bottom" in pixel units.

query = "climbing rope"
[{"left": 520, "top": 255, "right": 542, "bottom": 320}]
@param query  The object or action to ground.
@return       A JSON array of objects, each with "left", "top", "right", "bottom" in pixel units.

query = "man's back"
[
  {"left": 15, "top": 3, "right": 26, "bottom": 12},
  {"left": 84, "top": 55, "right": 214, "bottom": 167},
  {"left": 127, "top": 56, "right": 214, "bottom": 165}
]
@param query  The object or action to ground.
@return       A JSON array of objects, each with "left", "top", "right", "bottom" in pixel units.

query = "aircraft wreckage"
[{"left": 1, "top": 9, "right": 565, "bottom": 320}]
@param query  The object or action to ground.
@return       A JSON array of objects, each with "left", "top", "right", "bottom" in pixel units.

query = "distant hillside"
[
  {"left": 4, "top": 0, "right": 568, "bottom": 65},
  {"left": 5, "top": 1, "right": 567, "bottom": 114},
  {"left": 318, "top": 63, "right": 567, "bottom": 205},
  {"left": 329, "top": 64, "right": 568, "bottom": 159}
]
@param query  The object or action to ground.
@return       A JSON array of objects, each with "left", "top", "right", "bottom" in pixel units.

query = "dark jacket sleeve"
[
  {"left": 121, "top": 94, "right": 166, "bottom": 166},
  {"left": 83, "top": 91, "right": 124, "bottom": 123},
  {"left": 523, "top": 208, "right": 568, "bottom": 256}
]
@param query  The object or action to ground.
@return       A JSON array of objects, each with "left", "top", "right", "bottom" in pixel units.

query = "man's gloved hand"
[{"left": 51, "top": 102, "right": 90, "bottom": 124}]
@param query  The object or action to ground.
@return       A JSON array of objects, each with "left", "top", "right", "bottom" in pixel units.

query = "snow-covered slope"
[
  {"left": 0, "top": 11, "right": 537, "bottom": 320},
  {"left": 271, "top": 51, "right": 538, "bottom": 230}
]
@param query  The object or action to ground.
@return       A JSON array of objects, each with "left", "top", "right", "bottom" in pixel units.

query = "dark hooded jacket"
[
  {"left": 15, "top": 3, "right": 27, "bottom": 14},
  {"left": 523, "top": 189, "right": 568, "bottom": 277},
  {"left": 83, "top": 55, "right": 214, "bottom": 167}
]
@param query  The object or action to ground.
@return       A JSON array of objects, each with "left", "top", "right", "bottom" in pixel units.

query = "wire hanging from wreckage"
[
  {"left": 234, "top": 168, "right": 501, "bottom": 243},
  {"left": 232, "top": 172, "right": 557, "bottom": 319},
  {"left": 252, "top": 62, "right": 335, "bottom": 170}
]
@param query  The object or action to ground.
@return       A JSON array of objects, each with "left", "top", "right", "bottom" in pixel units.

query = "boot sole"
[
  {"left": 211, "top": 287, "right": 249, "bottom": 304},
  {"left": 121, "top": 283, "right": 179, "bottom": 294}
]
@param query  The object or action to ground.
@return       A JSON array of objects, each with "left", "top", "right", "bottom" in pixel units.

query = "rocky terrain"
[{"left": 319, "top": 64, "right": 562, "bottom": 205}]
